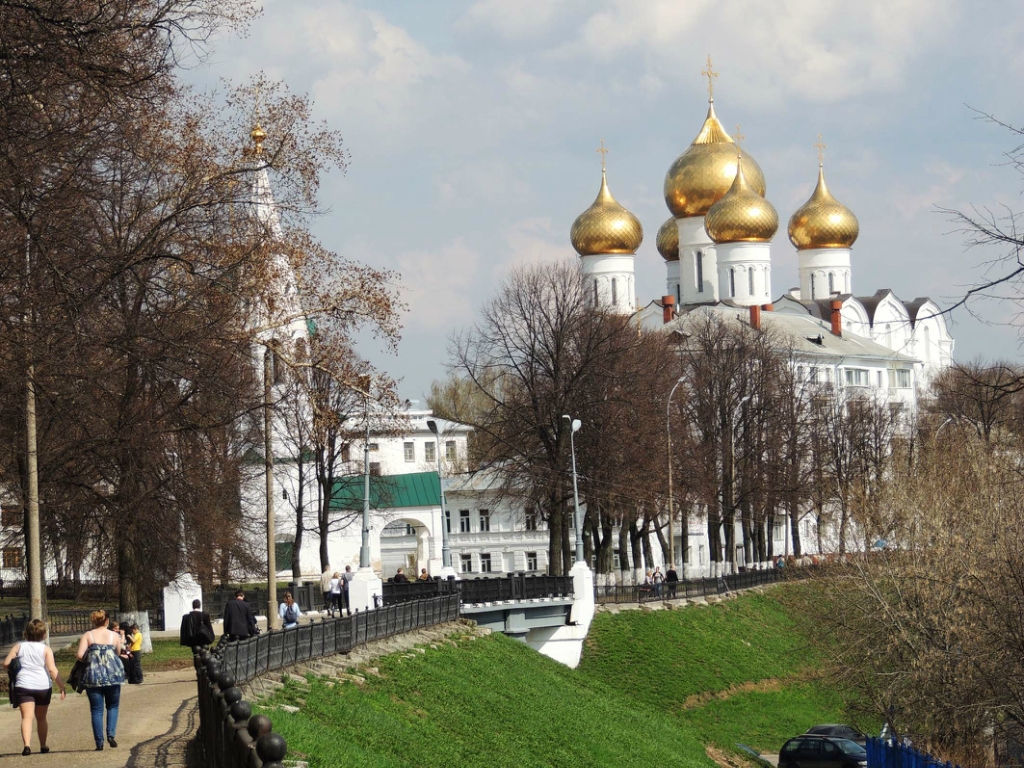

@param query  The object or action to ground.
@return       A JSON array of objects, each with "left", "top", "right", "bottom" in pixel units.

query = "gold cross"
[
  {"left": 814, "top": 133, "right": 826, "bottom": 167},
  {"left": 597, "top": 139, "right": 609, "bottom": 172},
  {"left": 733, "top": 125, "right": 744, "bottom": 150},
  {"left": 701, "top": 54, "right": 718, "bottom": 101}
]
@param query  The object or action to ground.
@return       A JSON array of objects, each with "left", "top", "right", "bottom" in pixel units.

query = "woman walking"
[
  {"left": 3, "top": 619, "right": 65, "bottom": 756},
  {"left": 328, "top": 572, "right": 342, "bottom": 618},
  {"left": 77, "top": 610, "right": 126, "bottom": 751}
]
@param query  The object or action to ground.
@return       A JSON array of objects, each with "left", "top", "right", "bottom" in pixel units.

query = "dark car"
[
  {"left": 778, "top": 735, "right": 867, "bottom": 768},
  {"left": 805, "top": 724, "right": 867, "bottom": 746}
]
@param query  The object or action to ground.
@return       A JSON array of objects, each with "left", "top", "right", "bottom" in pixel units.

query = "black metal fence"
[
  {"left": 0, "top": 614, "right": 27, "bottom": 645},
  {"left": 195, "top": 651, "right": 289, "bottom": 768},
  {"left": 594, "top": 568, "right": 784, "bottom": 604},
  {"left": 46, "top": 607, "right": 165, "bottom": 635},
  {"left": 217, "top": 593, "right": 461, "bottom": 685},
  {"left": 457, "top": 574, "right": 574, "bottom": 604}
]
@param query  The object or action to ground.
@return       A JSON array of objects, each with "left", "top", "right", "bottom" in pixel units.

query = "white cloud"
[
  {"left": 394, "top": 239, "right": 480, "bottom": 330},
  {"left": 499, "top": 217, "right": 575, "bottom": 273},
  {"left": 458, "top": 0, "right": 582, "bottom": 40}
]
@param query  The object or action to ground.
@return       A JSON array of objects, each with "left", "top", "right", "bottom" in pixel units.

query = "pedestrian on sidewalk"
[
  {"left": 328, "top": 573, "right": 342, "bottom": 618},
  {"left": 320, "top": 565, "right": 333, "bottom": 613},
  {"left": 77, "top": 610, "right": 126, "bottom": 751},
  {"left": 4, "top": 619, "right": 66, "bottom": 756},
  {"left": 125, "top": 623, "right": 144, "bottom": 684},
  {"left": 222, "top": 590, "right": 258, "bottom": 641}
]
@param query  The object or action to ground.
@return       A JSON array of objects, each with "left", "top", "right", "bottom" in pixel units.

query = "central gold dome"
[
  {"left": 570, "top": 170, "right": 643, "bottom": 256},
  {"left": 788, "top": 166, "right": 859, "bottom": 250},
  {"left": 656, "top": 217, "right": 679, "bottom": 261},
  {"left": 664, "top": 103, "right": 766, "bottom": 218},
  {"left": 704, "top": 159, "right": 778, "bottom": 243}
]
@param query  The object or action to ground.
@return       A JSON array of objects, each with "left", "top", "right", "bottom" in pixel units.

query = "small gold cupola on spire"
[
  {"left": 570, "top": 141, "right": 643, "bottom": 256},
  {"left": 788, "top": 135, "right": 859, "bottom": 250},
  {"left": 664, "top": 55, "right": 766, "bottom": 218},
  {"left": 704, "top": 139, "right": 779, "bottom": 244},
  {"left": 251, "top": 123, "right": 267, "bottom": 155}
]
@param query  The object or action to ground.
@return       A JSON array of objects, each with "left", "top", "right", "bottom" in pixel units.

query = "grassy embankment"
[{"left": 256, "top": 586, "right": 866, "bottom": 767}]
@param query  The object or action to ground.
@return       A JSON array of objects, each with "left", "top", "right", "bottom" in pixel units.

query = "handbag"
[
  {"left": 7, "top": 654, "right": 20, "bottom": 708},
  {"left": 67, "top": 659, "right": 87, "bottom": 694}
]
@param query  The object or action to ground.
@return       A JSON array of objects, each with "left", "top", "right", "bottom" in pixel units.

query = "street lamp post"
[
  {"left": 426, "top": 420, "right": 456, "bottom": 578},
  {"left": 666, "top": 377, "right": 684, "bottom": 572},
  {"left": 263, "top": 349, "right": 279, "bottom": 629},
  {"left": 348, "top": 374, "right": 383, "bottom": 612},
  {"left": 562, "top": 415, "right": 584, "bottom": 564}
]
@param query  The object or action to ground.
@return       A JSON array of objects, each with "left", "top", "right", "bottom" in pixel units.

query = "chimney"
[
  {"left": 749, "top": 304, "right": 761, "bottom": 331},
  {"left": 662, "top": 295, "right": 675, "bottom": 324},
  {"left": 761, "top": 303, "right": 774, "bottom": 312},
  {"left": 830, "top": 299, "right": 843, "bottom": 337}
]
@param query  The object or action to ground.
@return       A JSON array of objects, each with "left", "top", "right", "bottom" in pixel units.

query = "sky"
[{"left": 186, "top": 0, "right": 1024, "bottom": 402}]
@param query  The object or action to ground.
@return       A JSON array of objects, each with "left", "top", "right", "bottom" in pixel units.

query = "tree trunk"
[
  {"left": 641, "top": 518, "right": 655, "bottom": 571},
  {"left": 617, "top": 522, "right": 630, "bottom": 582},
  {"left": 600, "top": 514, "right": 615, "bottom": 575},
  {"left": 629, "top": 519, "right": 644, "bottom": 581},
  {"left": 548, "top": 498, "right": 564, "bottom": 576}
]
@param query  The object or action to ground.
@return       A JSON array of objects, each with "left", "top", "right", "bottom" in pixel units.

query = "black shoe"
[
  {"left": 40, "top": 747, "right": 49, "bottom": 754},
  {"left": 95, "top": 746, "right": 103, "bottom": 751},
  {"left": 21, "top": 747, "right": 30, "bottom": 756},
  {"left": 108, "top": 737, "right": 117, "bottom": 748}
]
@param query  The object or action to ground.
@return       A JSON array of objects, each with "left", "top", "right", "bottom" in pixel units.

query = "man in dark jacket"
[
  {"left": 180, "top": 598, "right": 216, "bottom": 647},
  {"left": 222, "top": 590, "right": 258, "bottom": 642}
]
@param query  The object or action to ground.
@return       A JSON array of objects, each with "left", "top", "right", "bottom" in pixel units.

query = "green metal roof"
[{"left": 330, "top": 471, "right": 440, "bottom": 511}]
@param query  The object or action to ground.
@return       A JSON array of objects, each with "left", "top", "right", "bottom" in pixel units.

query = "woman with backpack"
[
  {"left": 278, "top": 592, "right": 302, "bottom": 629},
  {"left": 3, "top": 619, "right": 66, "bottom": 756}
]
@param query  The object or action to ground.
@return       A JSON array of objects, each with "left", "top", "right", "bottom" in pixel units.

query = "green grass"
[
  {"left": 258, "top": 632, "right": 719, "bottom": 768},
  {"left": 259, "top": 587, "right": 870, "bottom": 766}
]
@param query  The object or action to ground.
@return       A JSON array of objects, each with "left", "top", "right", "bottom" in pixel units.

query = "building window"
[
  {"left": 405, "top": 524, "right": 415, "bottom": 536},
  {"left": 479, "top": 553, "right": 492, "bottom": 573},
  {"left": 527, "top": 552, "right": 538, "bottom": 571},
  {"left": 479, "top": 509, "right": 490, "bottom": 532},
  {"left": 0, "top": 507, "right": 20, "bottom": 528},
  {"left": 370, "top": 462, "right": 381, "bottom": 476},
  {"left": 877, "top": 370, "right": 884, "bottom": 388},
  {"left": 3, "top": 547, "right": 22, "bottom": 569},
  {"left": 425, "top": 441, "right": 436, "bottom": 463},
  {"left": 748, "top": 267, "right": 754, "bottom": 295},
  {"left": 611, "top": 277, "right": 618, "bottom": 306},
  {"left": 341, "top": 444, "right": 350, "bottom": 462},
  {"left": 773, "top": 518, "right": 784, "bottom": 541},
  {"left": 403, "top": 442, "right": 415, "bottom": 462},
  {"left": 368, "top": 443, "right": 379, "bottom": 452},
  {"left": 889, "top": 369, "right": 911, "bottom": 389},
  {"left": 461, "top": 553, "right": 473, "bottom": 573},
  {"left": 445, "top": 441, "right": 456, "bottom": 461},
  {"left": 459, "top": 509, "right": 471, "bottom": 533},
  {"left": 593, "top": 280, "right": 599, "bottom": 306},
  {"left": 844, "top": 368, "right": 869, "bottom": 387},
  {"left": 730, "top": 268, "right": 736, "bottom": 298},
  {"left": 684, "top": 546, "right": 692, "bottom": 565},
  {"left": 828, "top": 272, "right": 835, "bottom": 294},
  {"left": 696, "top": 250, "right": 704, "bottom": 293},
  {"left": 445, "top": 509, "right": 451, "bottom": 534},
  {"left": 810, "top": 273, "right": 816, "bottom": 298},
  {"left": 612, "top": 549, "right": 621, "bottom": 570},
  {"left": 525, "top": 511, "right": 538, "bottom": 531}
]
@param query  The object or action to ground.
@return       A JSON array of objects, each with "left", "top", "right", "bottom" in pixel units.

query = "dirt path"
[{"left": 0, "top": 669, "right": 197, "bottom": 767}]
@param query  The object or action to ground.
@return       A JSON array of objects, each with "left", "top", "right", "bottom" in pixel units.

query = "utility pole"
[{"left": 264, "top": 349, "right": 278, "bottom": 629}]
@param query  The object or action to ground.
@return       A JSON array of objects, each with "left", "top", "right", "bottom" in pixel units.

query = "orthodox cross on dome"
[
  {"left": 814, "top": 133, "right": 826, "bottom": 167},
  {"left": 596, "top": 139, "right": 609, "bottom": 172},
  {"left": 701, "top": 54, "right": 718, "bottom": 102},
  {"left": 733, "top": 125, "right": 744, "bottom": 150}
]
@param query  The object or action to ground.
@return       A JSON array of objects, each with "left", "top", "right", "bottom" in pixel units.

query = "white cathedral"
[{"left": 569, "top": 80, "right": 953, "bottom": 385}]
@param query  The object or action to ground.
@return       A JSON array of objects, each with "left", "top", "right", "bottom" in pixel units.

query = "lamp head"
[
  {"left": 426, "top": 420, "right": 438, "bottom": 436},
  {"left": 562, "top": 415, "right": 581, "bottom": 433}
]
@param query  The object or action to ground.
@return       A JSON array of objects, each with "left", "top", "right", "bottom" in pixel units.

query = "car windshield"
[{"left": 833, "top": 738, "right": 866, "bottom": 755}]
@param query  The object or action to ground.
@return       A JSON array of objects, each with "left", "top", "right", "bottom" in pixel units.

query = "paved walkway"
[{"left": 0, "top": 669, "right": 197, "bottom": 767}]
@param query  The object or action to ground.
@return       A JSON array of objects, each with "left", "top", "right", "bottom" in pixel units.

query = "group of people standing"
[
  {"left": 321, "top": 565, "right": 354, "bottom": 618},
  {"left": 642, "top": 566, "right": 680, "bottom": 597},
  {"left": 2, "top": 610, "right": 143, "bottom": 755}
]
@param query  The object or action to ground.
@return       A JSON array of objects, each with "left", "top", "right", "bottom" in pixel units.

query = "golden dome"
[
  {"left": 251, "top": 123, "right": 267, "bottom": 155},
  {"left": 656, "top": 217, "right": 679, "bottom": 261},
  {"left": 570, "top": 170, "right": 643, "bottom": 256},
  {"left": 788, "top": 166, "right": 859, "bottom": 250},
  {"left": 704, "top": 158, "right": 778, "bottom": 243},
  {"left": 664, "top": 103, "right": 767, "bottom": 218}
]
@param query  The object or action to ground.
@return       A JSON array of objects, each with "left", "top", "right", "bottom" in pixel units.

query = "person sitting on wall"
[
  {"left": 278, "top": 592, "right": 302, "bottom": 629},
  {"left": 417, "top": 568, "right": 430, "bottom": 582},
  {"left": 393, "top": 567, "right": 410, "bottom": 584}
]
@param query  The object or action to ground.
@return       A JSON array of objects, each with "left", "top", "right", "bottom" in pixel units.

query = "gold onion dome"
[
  {"left": 704, "top": 158, "right": 778, "bottom": 243},
  {"left": 656, "top": 217, "right": 679, "bottom": 261},
  {"left": 570, "top": 170, "right": 643, "bottom": 256},
  {"left": 788, "top": 166, "right": 859, "bottom": 249},
  {"left": 251, "top": 123, "right": 267, "bottom": 154},
  {"left": 664, "top": 103, "right": 766, "bottom": 218}
]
